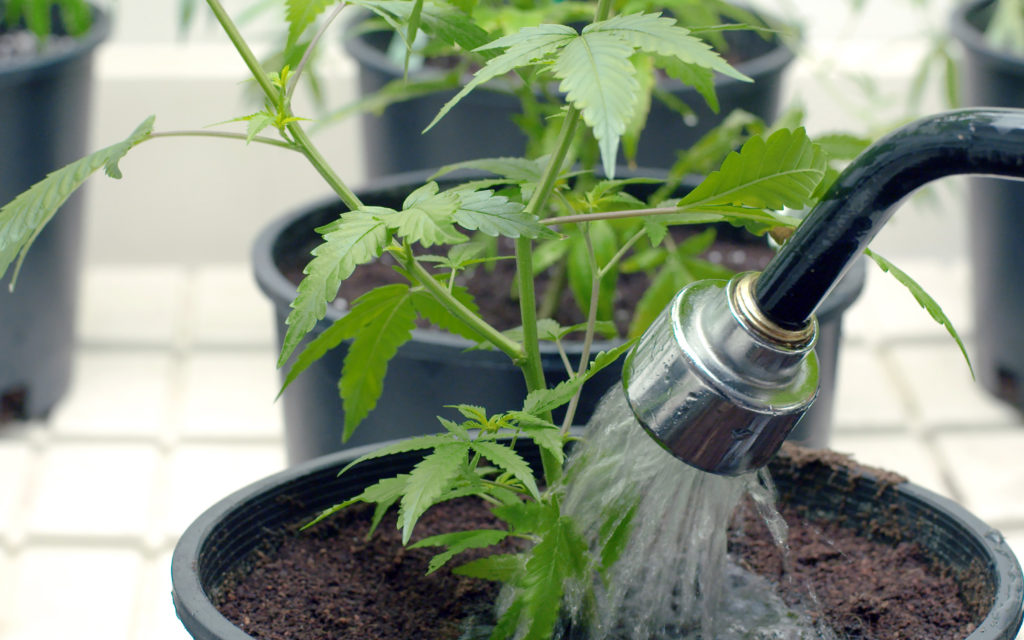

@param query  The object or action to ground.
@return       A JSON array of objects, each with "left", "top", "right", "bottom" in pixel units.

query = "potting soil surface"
[{"left": 215, "top": 495, "right": 978, "bottom": 640}]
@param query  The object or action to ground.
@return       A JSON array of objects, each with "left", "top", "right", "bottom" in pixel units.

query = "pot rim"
[
  {"left": 951, "top": 0, "right": 1024, "bottom": 73},
  {"left": 0, "top": 5, "right": 111, "bottom": 86},
  {"left": 172, "top": 438, "right": 1024, "bottom": 640}
]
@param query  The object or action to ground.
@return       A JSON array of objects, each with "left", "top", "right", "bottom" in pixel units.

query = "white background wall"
[{"left": 81, "top": 0, "right": 965, "bottom": 265}]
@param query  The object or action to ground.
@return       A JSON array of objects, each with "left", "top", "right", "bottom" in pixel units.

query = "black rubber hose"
[{"left": 755, "top": 108, "right": 1024, "bottom": 330}]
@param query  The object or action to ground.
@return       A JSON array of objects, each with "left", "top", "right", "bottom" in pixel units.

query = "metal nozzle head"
[{"left": 622, "top": 273, "right": 819, "bottom": 476}]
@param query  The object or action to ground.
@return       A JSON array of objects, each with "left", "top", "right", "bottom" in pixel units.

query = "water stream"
[{"left": 554, "top": 388, "right": 838, "bottom": 640}]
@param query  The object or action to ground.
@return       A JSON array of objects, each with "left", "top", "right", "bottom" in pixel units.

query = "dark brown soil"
[
  {"left": 215, "top": 499, "right": 515, "bottom": 640},
  {"left": 729, "top": 501, "right": 978, "bottom": 640},
  {"left": 215, "top": 489, "right": 985, "bottom": 640}
]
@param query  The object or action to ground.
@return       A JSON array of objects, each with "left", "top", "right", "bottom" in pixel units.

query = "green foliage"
[
  {"left": 3, "top": 0, "right": 92, "bottom": 39},
  {"left": 427, "top": 11, "right": 747, "bottom": 178},
  {"left": 0, "top": 116, "right": 154, "bottom": 288},
  {"left": 866, "top": 249, "right": 974, "bottom": 378}
]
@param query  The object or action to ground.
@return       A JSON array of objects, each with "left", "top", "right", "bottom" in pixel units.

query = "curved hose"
[{"left": 755, "top": 108, "right": 1024, "bottom": 329}]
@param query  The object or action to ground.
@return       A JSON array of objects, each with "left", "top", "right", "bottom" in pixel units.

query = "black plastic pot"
[
  {"left": 0, "top": 9, "right": 111, "bottom": 420},
  {"left": 950, "top": 0, "right": 1024, "bottom": 410},
  {"left": 252, "top": 172, "right": 864, "bottom": 464},
  {"left": 342, "top": 12, "right": 795, "bottom": 177},
  {"left": 171, "top": 436, "right": 1024, "bottom": 640}
]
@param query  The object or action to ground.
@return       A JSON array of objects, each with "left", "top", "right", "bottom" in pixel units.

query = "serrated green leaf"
[
  {"left": 813, "top": 133, "right": 872, "bottom": 161},
  {"left": 409, "top": 529, "right": 510, "bottom": 574},
  {"left": 278, "top": 309, "right": 360, "bottom": 397},
  {"left": 454, "top": 553, "right": 526, "bottom": 583},
  {"left": 432, "top": 157, "right": 545, "bottom": 183},
  {"left": 598, "top": 501, "right": 638, "bottom": 581},
  {"left": 866, "top": 249, "right": 974, "bottom": 378},
  {"left": 513, "top": 515, "right": 589, "bottom": 640},
  {"left": 454, "top": 190, "right": 556, "bottom": 239},
  {"left": 425, "top": 24, "right": 576, "bottom": 133},
  {"left": 470, "top": 441, "right": 540, "bottom": 500},
  {"left": 399, "top": 442, "right": 470, "bottom": 544},
  {"left": 492, "top": 499, "right": 557, "bottom": 534},
  {"left": 338, "top": 434, "right": 461, "bottom": 478},
  {"left": 679, "top": 128, "right": 828, "bottom": 211},
  {"left": 410, "top": 285, "right": 487, "bottom": 343},
  {"left": 552, "top": 30, "right": 640, "bottom": 179},
  {"left": 522, "top": 340, "right": 635, "bottom": 416},
  {"left": 513, "top": 419, "right": 565, "bottom": 466},
  {"left": 278, "top": 207, "right": 391, "bottom": 365},
  {"left": 588, "top": 13, "right": 749, "bottom": 82},
  {"left": 353, "top": 0, "right": 491, "bottom": 52},
  {"left": 386, "top": 181, "right": 466, "bottom": 247},
  {"left": 0, "top": 116, "right": 155, "bottom": 287},
  {"left": 302, "top": 473, "right": 409, "bottom": 531},
  {"left": 658, "top": 55, "right": 718, "bottom": 113},
  {"left": 340, "top": 284, "right": 419, "bottom": 440},
  {"left": 285, "top": 0, "right": 331, "bottom": 47}
]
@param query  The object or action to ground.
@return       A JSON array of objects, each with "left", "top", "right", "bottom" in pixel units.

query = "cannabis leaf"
[
  {"left": 587, "top": 13, "right": 747, "bottom": 82},
  {"left": 470, "top": 441, "right": 540, "bottom": 500},
  {"left": 303, "top": 473, "right": 410, "bottom": 531},
  {"left": 388, "top": 182, "right": 467, "bottom": 247},
  {"left": 552, "top": 30, "right": 640, "bottom": 180},
  {"left": 427, "top": 12, "right": 747, "bottom": 179},
  {"left": 399, "top": 442, "right": 469, "bottom": 544},
  {"left": 278, "top": 207, "right": 392, "bottom": 365},
  {"left": 522, "top": 340, "right": 636, "bottom": 416},
  {"left": 339, "top": 284, "right": 420, "bottom": 440},
  {"left": 0, "top": 116, "right": 155, "bottom": 288},
  {"left": 866, "top": 249, "right": 974, "bottom": 378},
  {"left": 679, "top": 127, "right": 828, "bottom": 211},
  {"left": 425, "top": 24, "right": 577, "bottom": 133},
  {"left": 285, "top": 0, "right": 333, "bottom": 47},
  {"left": 409, "top": 529, "right": 511, "bottom": 574},
  {"left": 353, "top": 0, "right": 491, "bottom": 52},
  {"left": 497, "top": 514, "right": 589, "bottom": 640},
  {"left": 453, "top": 189, "right": 555, "bottom": 239}
]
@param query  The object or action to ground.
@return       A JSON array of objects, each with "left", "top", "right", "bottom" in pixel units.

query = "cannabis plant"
[{"left": 0, "top": 0, "right": 966, "bottom": 638}]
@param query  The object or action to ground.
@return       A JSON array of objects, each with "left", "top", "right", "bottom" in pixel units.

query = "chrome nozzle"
[{"left": 622, "top": 272, "right": 819, "bottom": 476}]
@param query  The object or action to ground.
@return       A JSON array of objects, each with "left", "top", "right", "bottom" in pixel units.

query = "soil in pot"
[{"left": 212, "top": 454, "right": 981, "bottom": 640}]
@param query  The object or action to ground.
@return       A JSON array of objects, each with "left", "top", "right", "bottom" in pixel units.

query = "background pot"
[
  {"left": 171, "top": 436, "right": 1024, "bottom": 640},
  {"left": 0, "top": 8, "right": 111, "bottom": 420},
  {"left": 253, "top": 172, "right": 864, "bottom": 465},
  {"left": 342, "top": 12, "right": 795, "bottom": 177},
  {"left": 950, "top": 0, "right": 1024, "bottom": 410}
]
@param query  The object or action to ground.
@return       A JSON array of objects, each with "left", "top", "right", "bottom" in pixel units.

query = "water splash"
[{"left": 555, "top": 388, "right": 835, "bottom": 640}]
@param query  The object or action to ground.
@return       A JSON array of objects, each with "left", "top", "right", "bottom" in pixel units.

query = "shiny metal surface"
[{"left": 622, "top": 273, "right": 819, "bottom": 475}]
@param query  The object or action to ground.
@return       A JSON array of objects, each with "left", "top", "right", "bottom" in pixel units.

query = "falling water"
[{"left": 554, "top": 388, "right": 837, "bottom": 640}]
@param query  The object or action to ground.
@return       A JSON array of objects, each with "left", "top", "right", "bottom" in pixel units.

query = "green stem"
[
  {"left": 206, "top": 0, "right": 280, "bottom": 105},
  {"left": 400, "top": 249, "right": 524, "bottom": 363},
  {"left": 287, "top": 122, "right": 364, "bottom": 210},
  {"left": 149, "top": 130, "right": 297, "bottom": 150},
  {"left": 541, "top": 206, "right": 801, "bottom": 228},
  {"left": 560, "top": 227, "right": 600, "bottom": 434},
  {"left": 205, "top": 0, "right": 363, "bottom": 211},
  {"left": 598, "top": 229, "right": 646, "bottom": 280}
]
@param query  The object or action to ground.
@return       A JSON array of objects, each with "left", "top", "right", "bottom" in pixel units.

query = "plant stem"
[
  {"left": 541, "top": 206, "right": 801, "bottom": 227},
  {"left": 400, "top": 249, "right": 524, "bottom": 363},
  {"left": 205, "top": 0, "right": 363, "bottom": 211},
  {"left": 287, "top": 2, "right": 347, "bottom": 101},
  {"left": 560, "top": 227, "right": 601, "bottom": 434},
  {"left": 149, "top": 130, "right": 296, "bottom": 150}
]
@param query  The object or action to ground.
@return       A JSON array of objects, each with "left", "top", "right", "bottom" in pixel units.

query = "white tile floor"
[{"left": 1, "top": 259, "right": 1023, "bottom": 639}]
